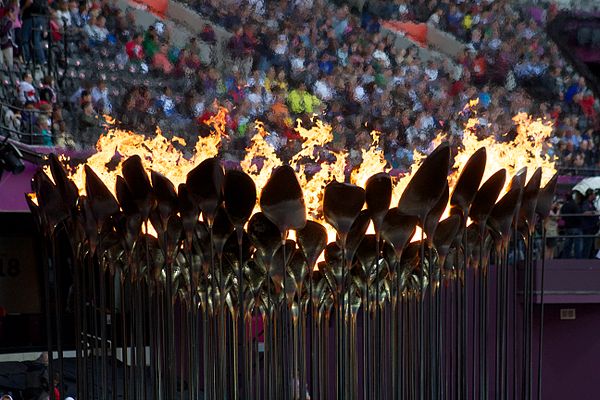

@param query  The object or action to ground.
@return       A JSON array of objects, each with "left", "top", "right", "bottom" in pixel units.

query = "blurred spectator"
[
  {"left": 152, "top": 42, "right": 174, "bottom": 74},
  {"left": 545, "top": 200, "right": 560, "bottom": 259},
  {"left": 85, "top": 15, "right": 109, "bottom": 46},
  {"left": 156, "top": 85, "right": 176, "bottom": 117},
  {"left": 1, "top": 103, "right": 22, "bottom": 132},
  {"left": 0, "top": 6, "right": 16, "bottom": 69},
  {"left": 52, "top": 372, "right": 60, "bottom": 400},
  {"left": 91, "top": 79, "right": 112, "bottom": 114},
  {"left": 125, "top": 32, "right": 144, "bottom": 61},
  {"left": 118, "top": 90, "right": 140, "bottom": 129},
  {"left": 199, "top": 23, "right": 215, "bottom": 44},
  {"left": 581, "top": 189, "right": 599, "bottom": 258},
  {"left": 49, "top": 8, "right": 63, "bottom": 42},
  {"left": 21, "top": 0, "right": 47, "bottom": 64},
  {"left": 227, "top": 26, "right": 249, "bottom": 60},
  {"left": 21, "top": 101, "right": 38, "bottom": 132},
  {"left": 56, "top": 0, "right": 71, "bottom": 28},
  {"left": 4, "top": 0, "right": 21, "bottom": 54},
  {"left": 18, "top": 71, "right": 37, "bottom": 103},
  {"left": 38, "top": 75, "right": 57, "bottom": 104},
  {"left": 78, "top": 101, "right": 98, "bottom": 130},
  {"left": 143, "top": 25, "right": 159, "bottom": 58},
  {"left": 69, "top": 0, "right": 84, "bottom": 28},
  {"left": 561, "top": 190, "right": 584, "bottom": 258},
  {"left": 177, "top": 90, "right": 203, "bottom": 119},
  {"left": 23, "top": 353, "right": 49, "bottom": 400},
  {"left": 69, "top": 81, "right": 93, "bottom": 108},
  {"left": 51, "top": 104, "right": 71, "bottom": 146},
  {"left": 34, "top": 110, "right": 52, "bottom": 145},
  {"left": 287, "top": 82, "right": 320, "bottom": 115}
]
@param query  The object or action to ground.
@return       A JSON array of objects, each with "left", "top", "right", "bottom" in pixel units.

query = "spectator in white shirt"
[
  {"left": 424, "top": 60, "right": 439, "bottom": 81},
  {"left": 290, "top": 48, "right": 306, "bottom": 75},
  {"left": 83, "top": 15, "right": 96, "bottom": 39},
  {"left": 273, "top": 34, "right": 288, "bottom": 56},
  {"left": 246, "top": 69, "right": 265, "bottom": 88},
  {"left": 56, "top": 0, "right": 72, "bottom": 28},
  {"left": 248, "top": 0, "right": 265, "bottom": 16},
  {"left": 353, "top": 84, "right": 367, "bottom": 103},
  {"left": 313, "top": 75, "right": 334, "bottom": 101},
  {"left": 157, "top": 86, "right": 176, "bottom": 117},
  {"left": 18, "top": 72, "right": 37, "bottom": 103},
  {"left": 361, "top": 64, "right": 375, "bottom": 85},
  {"left": 91, "top": 80, "right": 112, "bottom": 114},
  {"left": 487, "top": 30, "right": 502, "bottom": 51},
  {"left": 337, "top": 43, "right": 349, "bottom": 67},
  {"left": 85, "top": 15, "right": 109, "bottom": 45},
  {"left": 428, "top": 9, "right": 444, "bottom": 27},
  {"left": 247, "top": 85, "right": 272, "bottom": 116},
  {"left": 372, "top": 42, "right": 391, "bottom": 68},
  {"left": 417, "top": 112, "right": 435, "bottom": 131},
  {"left": 397, "top": 1, "right": 409, "bottom": 18}
]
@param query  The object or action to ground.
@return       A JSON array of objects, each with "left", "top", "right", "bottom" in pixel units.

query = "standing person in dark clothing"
[
  {"left": 253, "top": 25, "right": 271, "bottom": 71},
  {"left": 561, "top": 190, "right": 584, "bottom": 258},
  {"left": 581, "top": 189, "right": 599, "bottom": 258},
  {"left": 20, "top": 0, "right": 47, "bottom": 64},
  {"left": 23, "top": 352, "right": 49, "bottom": 400},
  {"left": 0, "top": 6, "right": 17, "bottom": 69}
]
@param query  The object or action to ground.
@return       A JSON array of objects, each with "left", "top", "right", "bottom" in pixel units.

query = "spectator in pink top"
[{"left": 153, "top": 42, "right": 174, "bottom": 74}]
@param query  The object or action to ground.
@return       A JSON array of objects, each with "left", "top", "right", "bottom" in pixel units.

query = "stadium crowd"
[{"left": 0, "top": 0, "right": 598, "bottom": 257}]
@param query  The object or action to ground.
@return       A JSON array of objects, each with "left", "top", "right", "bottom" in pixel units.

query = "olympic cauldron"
[{"left": 28, "top": 141, "right": 557, "bottom": 400}]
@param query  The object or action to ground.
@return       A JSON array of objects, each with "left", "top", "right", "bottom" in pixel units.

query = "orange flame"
[
  {"left": 350, "top": 130, "right": 387, "bottom": 189},
  {"left": 451, "top": 112, "right": 556, "bottom": 191},
  {"left": 240, "top": 121, "right": 283, "bottom": 199},
  {"left": 289, "top": 119, "right": 346, "bottom": 223},
  {"left": 63, "top": 107, "right": 229, "bottom": 195},
  {"left": 44, "top": 102, "right": 556, "bottom": 249}
]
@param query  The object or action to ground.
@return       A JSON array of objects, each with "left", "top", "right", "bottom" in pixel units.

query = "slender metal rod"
[
  {"left": 536, "top": 226, "right": 547, "bottom": 400},
  {"left": 99, "top": 262, "right": 108, "bottom": 400},
  {"left": 109, "top": 271, "right": 118, "bottom": 400},
  {"left": 418, "top": 227, "right": 425, "bottom": 400},
  {"left": 42, "top": 234, "right": 55, "bottom": 400},
  {"left": 237, "top": 228, "right": 247, "bottom": 400},
  {"left": 120, "top": 276, "right": 129, "bottom": 400}
]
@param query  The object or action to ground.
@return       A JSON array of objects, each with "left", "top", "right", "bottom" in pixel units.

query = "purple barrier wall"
[
  {"left": 533, "top": 259, "right": 600, "bottom": 400},
  {"left": 537, "top": 302, "right": 600, "bottom": 400},
  {"left": 0, "top": 161, "right": 37, "bottom": 212}
]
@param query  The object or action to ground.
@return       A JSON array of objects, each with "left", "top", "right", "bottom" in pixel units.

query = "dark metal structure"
[{"left": 28, "top": 143, "right": 557, "bottom": 400}]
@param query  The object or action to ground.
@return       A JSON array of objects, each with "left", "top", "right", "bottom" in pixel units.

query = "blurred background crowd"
[{"left": 0, "top": 0, "right": 599, "bottom": 259}]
